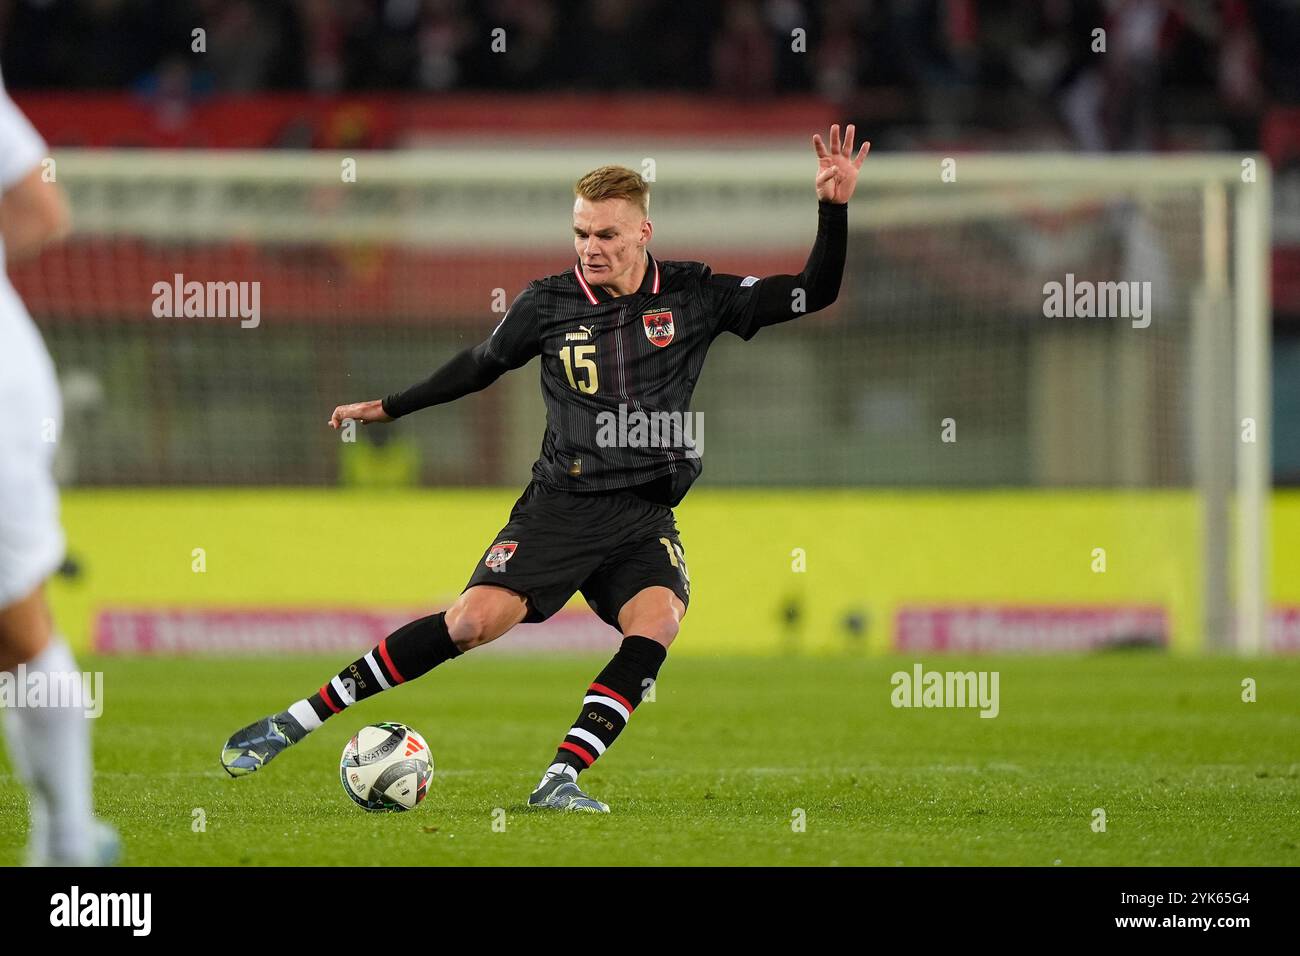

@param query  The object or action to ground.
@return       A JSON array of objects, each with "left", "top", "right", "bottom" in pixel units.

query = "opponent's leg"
[
  {"left": 221, "top": 586, "right": 526, "bottom": 776},
  {"left": 0, "top": 583, "right": 119, "bottom": 865},
  {"left": 529, "top": 586, "right": 683, "bottom": 813}
]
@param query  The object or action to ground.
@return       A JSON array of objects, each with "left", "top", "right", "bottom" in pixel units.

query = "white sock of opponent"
[
  {"left": 1, "top": 638, "right": 95, "bottom": 862},
  {"left": 1, "top": 702, "right": 49, "bottom": 863}
]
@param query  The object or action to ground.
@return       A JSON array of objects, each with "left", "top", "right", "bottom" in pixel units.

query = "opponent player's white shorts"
[
  {"left": 0, "top": 66, "right": 65, "bottom": 608},
  {"left": 0, "top": 293, "right": 65, "bottom": 609}
]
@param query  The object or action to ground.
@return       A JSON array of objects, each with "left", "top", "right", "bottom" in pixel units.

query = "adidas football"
[{"left": 339, "top": 722, "right": 433, "bottom": 812}]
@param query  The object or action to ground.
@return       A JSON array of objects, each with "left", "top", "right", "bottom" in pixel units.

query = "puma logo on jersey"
[{"left": 565, "top": 325, "right": 594, "bottom": 341}]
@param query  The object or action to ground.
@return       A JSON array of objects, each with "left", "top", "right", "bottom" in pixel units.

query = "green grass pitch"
[{"left": 2, "top": 652, "right": 1298, "bottom": 866}]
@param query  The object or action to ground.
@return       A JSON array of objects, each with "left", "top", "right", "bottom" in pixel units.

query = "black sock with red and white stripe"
[
  {"left": 539, "top": 635, "right": 667, "bottom": 786},
  {"left": 283, "top": 612, "right": 461, "bottom": 732}
]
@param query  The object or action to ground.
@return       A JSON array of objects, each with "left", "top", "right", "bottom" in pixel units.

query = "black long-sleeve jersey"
[{"left": 383, "top": 199, "right": 848, "bottom": 506}]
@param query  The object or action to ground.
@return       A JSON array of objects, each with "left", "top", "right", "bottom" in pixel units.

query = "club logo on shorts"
[
  {"left": 485, "top": 540, "right": 518, "bottom": 570},
  {"left": 642, "top": 309, "right": 674, "bottom": 347}
]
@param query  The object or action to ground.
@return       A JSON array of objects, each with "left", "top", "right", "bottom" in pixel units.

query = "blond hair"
[{"left": 574, "top": 165, "right": 650, "bottom": 217}]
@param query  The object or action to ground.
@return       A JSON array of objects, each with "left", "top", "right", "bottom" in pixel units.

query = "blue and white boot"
[
  {"left": 528, "top": 770, "right": 610, "bottom": 813},
  {"left": 221, "top": 711, "right": 308, "bottom": 777}
]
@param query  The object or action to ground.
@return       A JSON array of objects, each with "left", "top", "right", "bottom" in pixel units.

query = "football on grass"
[{"left": 339, "top": 722, "right": 433, "bottom": 812}]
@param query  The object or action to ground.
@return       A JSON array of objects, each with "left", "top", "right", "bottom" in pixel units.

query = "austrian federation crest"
[
  {"left": 485, "top": 540, "right": 518, "bottom": 570},
  {"left": 642, "top": 309, "right": 674, "bottom": 347}
]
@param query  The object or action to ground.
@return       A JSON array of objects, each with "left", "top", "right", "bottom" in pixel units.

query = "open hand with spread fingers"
[{"left": 812, "top": 123, "right": 870, "bottom": 204}]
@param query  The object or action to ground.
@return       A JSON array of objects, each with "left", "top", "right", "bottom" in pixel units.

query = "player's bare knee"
[
  {"left": 632, "top": 612, "right": 679, "bottom": 648},
  {"left": 447, "top": 588, "right": 522, "bottom": 651},
  {"left": 446, "top": 601, "right": 491, "bottom": 650},
  {"left": 0, "top": 591, "right": 53, "bottom": 670},
  {"left": 0, "top": 627, "right": 50, "bottom": 671}
]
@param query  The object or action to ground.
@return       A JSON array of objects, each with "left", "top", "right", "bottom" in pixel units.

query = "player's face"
[{"left": 573, "top": 197, "right": 650, "bottom": 291}]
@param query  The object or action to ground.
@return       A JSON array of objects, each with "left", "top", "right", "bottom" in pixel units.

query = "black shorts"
[{"left": 464, "top": 480, "right": 691, "bottom": 630}]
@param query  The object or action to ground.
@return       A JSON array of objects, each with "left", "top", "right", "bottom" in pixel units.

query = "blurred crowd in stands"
[{"left": 0, "top": 0, "right": 1297, "bottom": 148}]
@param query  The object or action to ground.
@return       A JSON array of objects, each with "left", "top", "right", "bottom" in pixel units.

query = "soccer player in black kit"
[{"left": 221, "top": 125, "right": 869, "bottom": 812}]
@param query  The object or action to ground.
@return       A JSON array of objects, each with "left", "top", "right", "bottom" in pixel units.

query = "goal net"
[{"left": 11, "top": 150, "right": 1271, "bottom": 652}]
